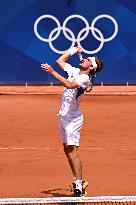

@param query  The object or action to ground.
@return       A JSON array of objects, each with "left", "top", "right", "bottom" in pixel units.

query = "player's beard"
[
  {"left": 79, "top": 65, "right": 95, "bottom": 75},
  {"left": 79, "top": 65, "right": 89, "bottom": 71}
]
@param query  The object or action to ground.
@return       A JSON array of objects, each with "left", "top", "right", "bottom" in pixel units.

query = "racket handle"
[{"left": 78, "top": 53, "right": 83, "bottom": 62}]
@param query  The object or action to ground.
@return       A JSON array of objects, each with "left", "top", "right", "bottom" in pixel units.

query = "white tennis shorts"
[{"left": 59, "top": 115, "right": 83, "bottom": 146}]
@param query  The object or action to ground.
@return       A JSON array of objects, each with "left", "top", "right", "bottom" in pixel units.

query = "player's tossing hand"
[{"left": 41, "top": 63, "right": 54, "bottom": 74}]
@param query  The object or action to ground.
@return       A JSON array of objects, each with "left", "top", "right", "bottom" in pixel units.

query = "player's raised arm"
[
  {"left": 56, "top": 46, "right": 82, "bottom": 70},
  {"left": 41, "top": 63, "right": 79, "bottom": 89}
]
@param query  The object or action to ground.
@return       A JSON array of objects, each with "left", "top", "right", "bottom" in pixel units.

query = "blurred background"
[{"left": 0, "top": 0, "right": 136, "bottom": 85}]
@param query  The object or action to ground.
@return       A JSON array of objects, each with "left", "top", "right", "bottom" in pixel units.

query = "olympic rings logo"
[{"left": 34, "top": 14, "right": 118, "bottom": 54}]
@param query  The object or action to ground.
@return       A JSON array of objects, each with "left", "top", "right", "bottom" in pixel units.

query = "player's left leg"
[
  {"left": 63, "top": 143, "right": 76, "bottom": 178},
  {"left": 64, "top": 145, "right": 83, "bottom": 196},
  {"left": 62, "top": 115, "right": 88, "bottom": 196}
]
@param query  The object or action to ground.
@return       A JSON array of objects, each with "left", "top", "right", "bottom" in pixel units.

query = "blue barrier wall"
[{"left": 0, "top": 0, "right": 136, "bottom": 84}]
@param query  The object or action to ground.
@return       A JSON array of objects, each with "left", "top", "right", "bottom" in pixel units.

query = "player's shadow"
[{"left": 41, "top": 188, "right": 73, "bottom": 197}]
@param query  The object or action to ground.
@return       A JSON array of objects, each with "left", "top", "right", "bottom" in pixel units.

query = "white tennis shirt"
[{"left": 59, "top": 63, "right": 90, "bottom": 117}]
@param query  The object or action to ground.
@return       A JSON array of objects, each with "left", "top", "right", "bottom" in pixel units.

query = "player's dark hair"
[
  {"left": 86, "top": 57, "right": 104, "bottom": 92},
  {"left": 85, "top": 75, "right": 94, "bottom": 92},
  {"left": 95, "top": 57, "right": 104, "bottom": 73}
]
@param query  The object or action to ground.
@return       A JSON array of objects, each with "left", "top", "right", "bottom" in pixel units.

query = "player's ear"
[{"left": 89, "top": 66, "right": 93, "bottom": 70}]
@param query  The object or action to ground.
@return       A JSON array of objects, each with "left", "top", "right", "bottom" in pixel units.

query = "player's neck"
[{"left": 79, "top": 70, "right": 89, "bottom": 75}]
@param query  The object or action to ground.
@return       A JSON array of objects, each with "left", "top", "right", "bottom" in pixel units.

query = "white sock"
[
  {"left": 75, "top": 180, "right": 82, "bottom": 191},
  {"left": 74, "top": 177, "right": 76, "bottom": 183}
]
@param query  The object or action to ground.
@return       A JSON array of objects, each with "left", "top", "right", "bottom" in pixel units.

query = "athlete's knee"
[
  {"left": 65, "top": 145, "right": 77, "bottom": 160},
  {"left": 63, "top": 144, "right": 75, "bottom": 154},
  {"left": 63, "top": 143, "right": 67, "bottom": 153}
]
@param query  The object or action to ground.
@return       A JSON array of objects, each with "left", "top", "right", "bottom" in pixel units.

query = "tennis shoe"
[
  {"left": 82, "top": 181, "right": 88, "bottom": 197},
  {"left": 73, "top": 180, "right": 88, "bottom": 197}
]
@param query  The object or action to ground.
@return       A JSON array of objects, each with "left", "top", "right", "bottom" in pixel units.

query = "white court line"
[{"left": 0, "top": 147, "right": 135, "bottom": 151}]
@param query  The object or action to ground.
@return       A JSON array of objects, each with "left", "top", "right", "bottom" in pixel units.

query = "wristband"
[{"left": 69, "top": 47, "right": 78, "bottom": 56}]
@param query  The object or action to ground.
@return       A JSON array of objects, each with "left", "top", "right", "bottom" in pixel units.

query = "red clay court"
[{"left": 0, "top": 86, "right": 136, "bottom": 198}]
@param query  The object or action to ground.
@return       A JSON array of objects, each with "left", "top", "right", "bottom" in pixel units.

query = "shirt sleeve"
[
  {"left": 64, "top": 63, "right": 80, "bottom": 77},
  {"left": 75, "top": 74, "right": 90, "bottom": 89}
]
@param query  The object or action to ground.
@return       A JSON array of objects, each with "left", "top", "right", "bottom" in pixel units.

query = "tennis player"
[{"left": 41, "top": 46, "right": 104, "bottom": 197}]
